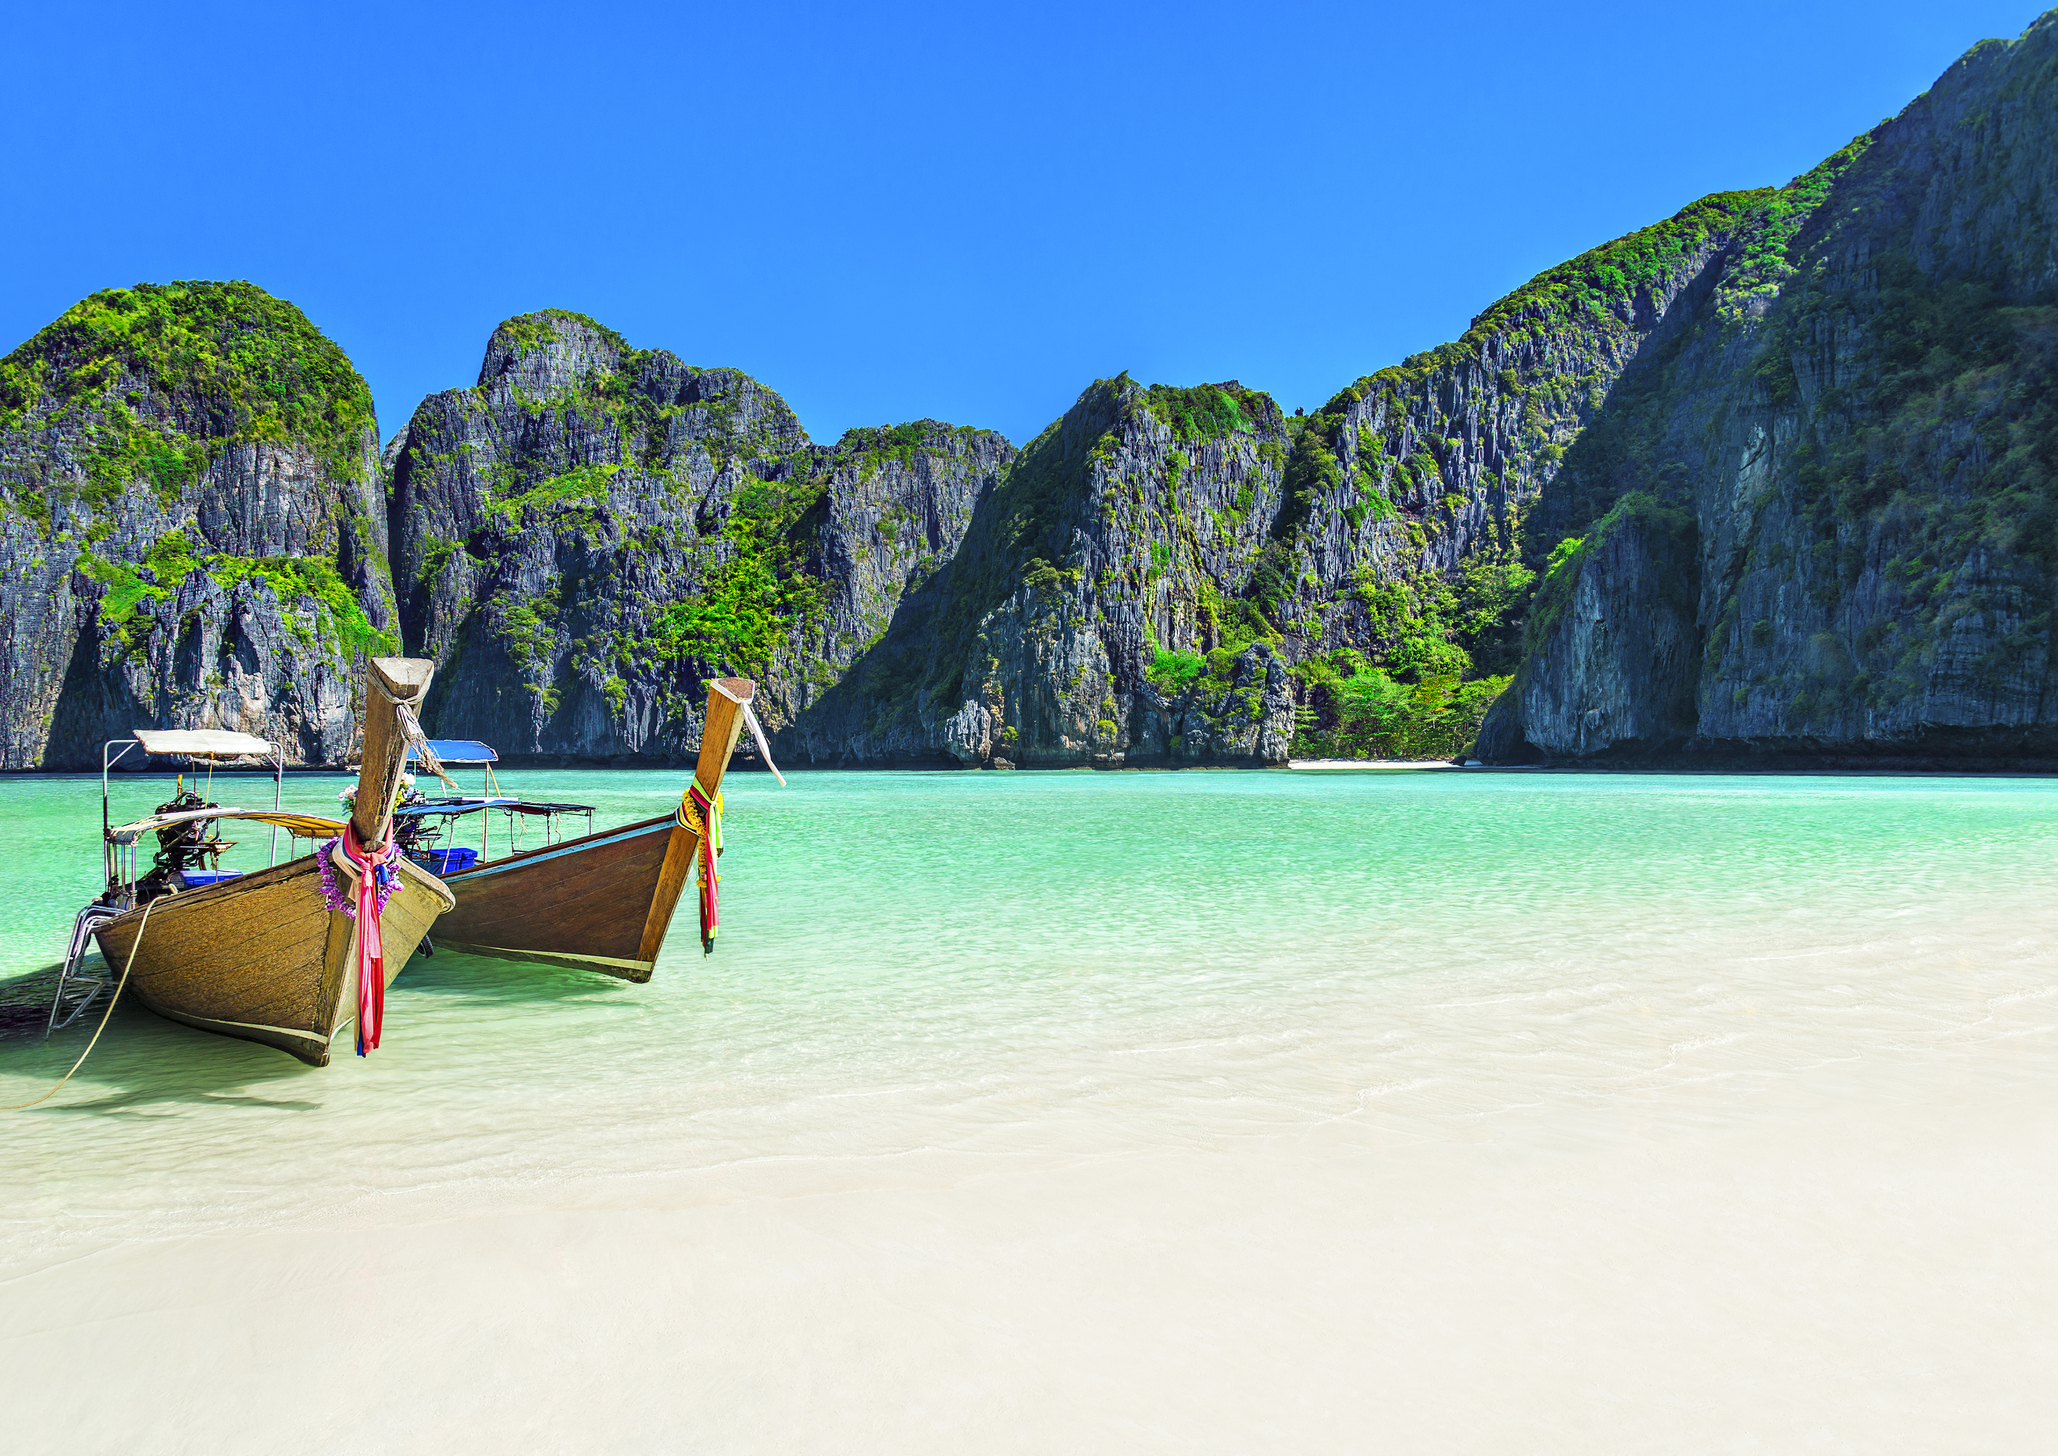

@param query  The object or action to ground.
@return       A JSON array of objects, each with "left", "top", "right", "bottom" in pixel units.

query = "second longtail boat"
[{"left": 394, "top": 676, "right": 780, "bottom": 980}]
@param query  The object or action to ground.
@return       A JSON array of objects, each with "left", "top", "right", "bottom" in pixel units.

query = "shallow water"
[{"left": 4, "top": 766, "right": 2057, "bottom": 1449}]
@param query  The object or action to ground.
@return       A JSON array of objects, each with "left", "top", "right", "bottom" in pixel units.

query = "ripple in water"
[{"left": 4, "top": 768, "right": 2056, "bottom": 1265}]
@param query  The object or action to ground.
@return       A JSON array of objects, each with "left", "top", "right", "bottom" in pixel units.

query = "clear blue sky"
[{"left": 2, "top": 1, "right": 2045, "bottom": 447}]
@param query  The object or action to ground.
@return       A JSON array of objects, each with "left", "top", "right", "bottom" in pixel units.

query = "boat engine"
[{"left": 130, "top": 787, "right": 227, "bottom": 900}]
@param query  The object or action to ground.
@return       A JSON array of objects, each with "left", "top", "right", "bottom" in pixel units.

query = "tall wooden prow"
[
  {"left": 636, "top": 677, "right": 764, "bottom": 965},
  {"left": 82, "top": 653, "right": 456, "bottom": 1066},
  {"left": 355, "top": 657, "right": 436, "bottom": 848},
  {"left": 407, "top": 674, "right": 780, "bottom": 979}
]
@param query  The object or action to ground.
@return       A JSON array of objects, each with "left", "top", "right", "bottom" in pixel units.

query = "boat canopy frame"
[
  {"left": 397, "top": 742, "right": 593, "bottom": 858},
  {"left": 60, "top": 734, "right": 300, "bottom": 1037},
  {"left": 102, "top": 733, "right": 288, "bottom": 881}
]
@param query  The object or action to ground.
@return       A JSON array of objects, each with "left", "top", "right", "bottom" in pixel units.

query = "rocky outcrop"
[
  {"left": 1481, "top": 495, "right": 1700, "bottom": 761},
  {"left": 0, "top": 282, "right": 393, "bottom": 769},
  {"left": 783, "top": 374, "right": 1301, "bottom": 767},
  {"left": 385, "top": 327, "right": 1311, "bottom": 768},
  {"left": 1482, "top": 11, "right": 2058, "bottom": 766},
  {"left": 387, "top": 310, "right": 1012, "bottom": 762}
]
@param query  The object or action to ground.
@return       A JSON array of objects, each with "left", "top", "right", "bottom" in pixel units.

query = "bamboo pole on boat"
[{"left": 355, "top": 657, "right": 436, "bottom": 847}]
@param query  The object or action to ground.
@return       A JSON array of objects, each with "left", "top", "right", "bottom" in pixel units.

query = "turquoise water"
[{"left": 4, "top": 766, "right": 2057, "bottom": 1264}]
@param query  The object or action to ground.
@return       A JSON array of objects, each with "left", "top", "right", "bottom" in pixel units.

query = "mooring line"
[{"left": 2, "top": 896, "right": 156, "bottom": 1112}]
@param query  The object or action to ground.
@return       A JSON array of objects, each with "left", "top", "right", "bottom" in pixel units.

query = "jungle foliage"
[{"left": 0, "top": 281, "right": 376, "bottom": 521}]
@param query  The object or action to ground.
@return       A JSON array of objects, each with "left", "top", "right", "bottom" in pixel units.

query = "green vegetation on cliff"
[
  {"left": 0, "top": 281, "right": 375, "bottom": 522},
  {"left": 74, "top": 529, "right": 396, "bottom": 659},
  {"left": 658, "top": 471, "right": 829, "bottom": 675},
  {"left": 1290, "top": 669, "right": 1510, "bottom": 760}
]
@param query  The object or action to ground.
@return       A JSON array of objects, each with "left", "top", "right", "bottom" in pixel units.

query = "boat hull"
[
  {"left": 429, "top": 813, "right": 694, "bottom": 981},
  {"left": 94, "top": 854, "right": 452, "bottom": 1067}
]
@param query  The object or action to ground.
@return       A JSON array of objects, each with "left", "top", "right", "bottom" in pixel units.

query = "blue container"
[
  {"left": 426, "top": 847, "right": 479, "bottom": 875},
  {"left": 181, "top": 870, "right": 242, "bottom": 887}
]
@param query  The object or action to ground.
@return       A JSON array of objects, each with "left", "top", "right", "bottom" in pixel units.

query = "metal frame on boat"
[{"left": 392, "top": 738, "right": 595, "bottom": 876}]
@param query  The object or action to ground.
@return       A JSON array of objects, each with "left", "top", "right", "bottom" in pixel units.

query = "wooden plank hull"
[
  {"left": 420, "top": 675, "right": 760, "bottom": 980},
  {"left": 94, "top": 854, "right": 452, "bottom": 1067},
  {"left": 430, "top": 814, "right": 694, "bottom": 981}
]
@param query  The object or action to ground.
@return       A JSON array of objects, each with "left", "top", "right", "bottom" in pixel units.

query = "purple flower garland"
[{"left": 317, "top": 836, "right": 398, "bottom": 919}]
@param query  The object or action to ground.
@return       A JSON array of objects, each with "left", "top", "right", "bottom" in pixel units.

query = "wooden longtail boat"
[
  {"left": 87, "top": 658, "right": 455, "bottom": 1066},
  {"left": 413, "top": 677, "right": 772, "bottom": 980}
]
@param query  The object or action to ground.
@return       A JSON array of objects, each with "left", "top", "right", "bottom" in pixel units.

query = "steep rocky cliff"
[
  {"left": 387, "top": 310, "right": 1013, "bottom": 761},
  {"left": 8, "top": 16, "right": 2054, "bottom": 774},
  {"left": 809, "top": 374, "right": 1300, "bottom": 767},
  {"left": 1481, "top": 11, "right": 2058, "bottom": 765},
  {"left": 0, "top": 282, "right": 394, "bottom": 769},
  {"left": 1247, "top": 189, "right": 1770, "bottom": 753},
  {"left": 390, "top": 320, "right": 1309, "bottom": 767}
]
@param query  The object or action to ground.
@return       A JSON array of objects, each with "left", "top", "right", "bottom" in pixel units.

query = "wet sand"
[{"left": 6, "top": 1039, "right": 2055, "bottom": 1453}]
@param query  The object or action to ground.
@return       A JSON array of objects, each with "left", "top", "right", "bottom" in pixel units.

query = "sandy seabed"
[
  {"left": 5, "top": 1041, "right": 2053, "bottom": 1454},
  {"left": 6, "top": 767, "right": 2056, "bottom": 1452}
]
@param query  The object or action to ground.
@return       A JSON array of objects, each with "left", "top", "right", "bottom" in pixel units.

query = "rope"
[
  {"left": 319, "top": 826, "right": 402, "bottom": 1055},
  {"left": 2, "top": 896, "right": 157, "bottom": 1111},
  {"left": 367, "top": 669, "right": 458, "bottom": 790}
]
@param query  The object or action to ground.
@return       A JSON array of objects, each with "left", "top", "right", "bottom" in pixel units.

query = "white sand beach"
[
  {"left": 5, "top": 1040, "right": 2054, "bottom": 1453},
  {"left": 1289, "top": 758, "right": 1472, "bottom": 770}
]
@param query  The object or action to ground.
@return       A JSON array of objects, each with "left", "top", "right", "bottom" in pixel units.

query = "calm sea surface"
[{"left": 3, "top": 766, "right": 2056, "bottom": 1267}]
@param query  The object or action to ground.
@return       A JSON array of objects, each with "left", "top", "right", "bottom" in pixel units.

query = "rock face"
[
  {"left": 8, "top": 18, "right": 2057, "bottom": 773},
  {"left": 812, "top": 374, "right": 1301, "bottom": 768},
  {"left": 1481, "top": 12, "right": 2058, "bottom": 765},
  {"left": 387, "top": 310, "right": 1012, "bottom": 762},
  {"left": 391, "top": 331, "right": 1307, "bottom": 767},
  {"left": 0, "top": 282, "right": 393, "bottom": 769},
  {"left": 1492, "top": 495, "right": 1701, "bottom": 761}
]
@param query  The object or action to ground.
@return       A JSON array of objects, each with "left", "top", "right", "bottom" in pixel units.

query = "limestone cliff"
[
  {"left": 387, "top": 310, "right": 1011, "bottom": 761},
  {"left": 390, "top": 322, "right": 1304, "bottom": 767},
  {"left": 814, "top": 374, "right": 1300, "bottom": 768},
  {"left": 0, "top": 282, "right": 394, "bottom": 769},
  {"left": 1481, "top": 12, "right": 2058, "bottom": 765}
]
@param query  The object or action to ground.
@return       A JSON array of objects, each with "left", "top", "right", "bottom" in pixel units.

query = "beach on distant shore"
[{"left": 1288, "top": 758, "right": 1472, "bottom": 770}]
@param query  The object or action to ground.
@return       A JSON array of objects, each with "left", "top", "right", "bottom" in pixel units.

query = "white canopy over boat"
[{"left": 131, "top": 729, "right": 276, "bottom": 758}]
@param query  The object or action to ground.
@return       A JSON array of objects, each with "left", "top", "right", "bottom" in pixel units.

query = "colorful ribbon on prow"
[
  {"left": 319, "top": 823, "right": 403, "bottom": 1055},
  {"left": 683, "top": 782, "right": 723, "bottom": 954}
]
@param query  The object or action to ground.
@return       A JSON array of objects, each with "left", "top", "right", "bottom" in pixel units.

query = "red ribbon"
[{"left": 337, "top": 823, "right": 399, "bottom": 1056}]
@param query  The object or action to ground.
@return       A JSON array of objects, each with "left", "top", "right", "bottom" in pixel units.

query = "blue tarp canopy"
[{"left": 410, "top": 739, "right": 498, "bottom": 764}]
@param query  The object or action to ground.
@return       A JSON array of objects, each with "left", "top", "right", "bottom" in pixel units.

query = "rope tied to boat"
[
  {"left": 318, "top": 824, "right": 402, "bottom": 1056},
  {"left": 367, "top": 672, "right": 458, "bottom": 792},
  {"left": 2, "top": 895, "right": 157, "bottom": 1111},
  {"left": 680, "top": 783, "right": 723, "bottom": 954}
]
